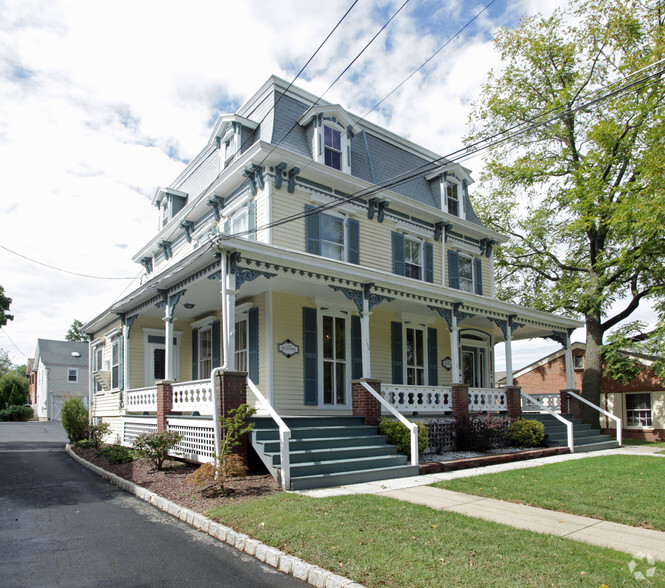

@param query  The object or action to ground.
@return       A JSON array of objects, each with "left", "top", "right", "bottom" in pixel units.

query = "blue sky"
[{"left": 3, "top": 0, "right": 646, "bottom": 370}]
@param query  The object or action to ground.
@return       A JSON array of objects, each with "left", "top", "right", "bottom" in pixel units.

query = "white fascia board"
[
  {"left": 151, "top": 186, "right": 188, "bottom": 207},
  {"left": 425, "top": 165, "right": 474, "bottom": 185},
  {"left": 209, "top": 114, "right": 260, "bottom": 144},
  {"left": 216, "top": 236, "right": 582, "bottom": 332},
  {"left": 298, "top": 104, "right": 355, "bottom": 130}
]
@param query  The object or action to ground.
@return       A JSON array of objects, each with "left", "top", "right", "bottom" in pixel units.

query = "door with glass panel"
[
  {"left": 321, "top": 314, "right": 348, "bottom": 406},
  {"left": 405, "top": 327, "right": 425, "bottom": 385},
  {"left": 235, "top": 318, "right": 248, "bottom": 373}
]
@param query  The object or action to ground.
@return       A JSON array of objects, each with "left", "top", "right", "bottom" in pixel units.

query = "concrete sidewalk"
[{"left": 300, "top": 446, "right": 665, "bottom": 561}]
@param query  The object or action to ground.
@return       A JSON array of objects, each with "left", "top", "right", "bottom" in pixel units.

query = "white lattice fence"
[
  {"left": 468, "top": 388, "right": 507, "bottom": 412},
  {"left": 382, "top": 385, "right": 453, "bottom": 413},
  {"left": 123, "top": 417, "right": 158, "bottom": 446},
  {"left": 167, "top": 417, "right": 215, "bottom": 464}
]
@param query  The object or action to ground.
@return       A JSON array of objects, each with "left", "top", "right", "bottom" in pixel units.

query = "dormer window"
[
  {"left": 444, "top": 175, "right": 464, "bottom": 219},
  {"left": 153, "top": 188, "right": 188, "bottom": 230},
  {"left": 446, "top": 180, "right": 460, "bottom": 217},
  {"left": 299, "top": 105, "right": 354, "bottom": 174},
  {"left": 324, "top": 126, "right": 342, "bottom": 170}
]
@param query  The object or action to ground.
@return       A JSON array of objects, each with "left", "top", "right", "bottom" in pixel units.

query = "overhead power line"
[{"left": 0, "top": 244, "right": 137, "bottom": 280}]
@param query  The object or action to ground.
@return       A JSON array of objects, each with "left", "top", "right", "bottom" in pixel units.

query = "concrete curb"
[{"left": 66, "top": 445, "right": 364, "bottom": 588}]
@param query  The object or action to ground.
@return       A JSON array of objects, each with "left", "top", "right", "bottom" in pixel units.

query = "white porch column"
[
  {"left": 360, "top": 297, "right": 372, "bottom": 378},
  {"left": 564, "top": 332, "right": 575, "bottom": 389},
  {"left": 225, "top": 258, "right": 237, "bottom": 371},
  {"left": 163, "top": 314, "right": 174, "bottom": 381},
  {"left": 122, "top": 324, "right": 130, "bottom": 393},
  {"left": 450, "top": 312, "right": 461, "bottom": 383},
  {"left": 504, "top": 321, "right": 513, "bottom": 386}
]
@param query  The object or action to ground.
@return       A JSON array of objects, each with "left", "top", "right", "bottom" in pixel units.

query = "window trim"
[
  {"left": 625, "top": 392, "right": 653, "bottom": 429},
  {"left": 67, "top": 367, "right": 79, "bottom": 384}
]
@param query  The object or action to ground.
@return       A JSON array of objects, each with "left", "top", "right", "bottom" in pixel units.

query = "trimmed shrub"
[
  {"left": 0, "top": 405, "right": 34, "bottom": 422},
  {"left": 7, "top": 384, "right": 24, "bottom": 407},
  {"left": 88, "top": 422, "right": 111, "bottom": 449},
  {"left": 379, "top": 417, "right": 429, "bottom": 456},
  {"left": 60, "top": 397, "right": 88, "bottom": 443},
  {"left": 134, "top": 430, "right": 183, "bottom": 471},
  {"left": 504, "top": 418, "right": 545, "bottom": 447},
  {"left": 96, "top": 445, "right": 135, "bottom": 464}
]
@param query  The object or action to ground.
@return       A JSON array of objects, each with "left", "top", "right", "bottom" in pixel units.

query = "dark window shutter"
[
  {"left": 191, "top": 328, "right": 199, "bottom": 380},
  {"left": 212, "top": 320, "right": 221, "bottom": 370},
  {"left": 303, "top": 307, "right": 318, "bottom": 405},
  {"left": 474, "top": 257, "right": 483, "bottom": 295},
  {"left": 248, "top": 308, "right": 259, "bottom": 383},
  {"left": 448, "top": 250, "right": 460, "bottom": 289},
  {"left": 392, "top": 232, "right": 405, "bottom": 276},
  {"left": 118, "top": 337, "right": 124, "bottom": 390},
  {"left": 428, "top": 327, "right": 438, "bottom": 386},
  {"left": 424, "top": 242, "right": 434, "bottom": 283},
  {"left": 351, "top": 315, "right": 363, "bottom": 380},
  {"left": 248, "top": 201, "right": 257, "bottom": 240},
  {"left": 391, "top": 322, "right": 403, "bottom": 385},
  {"left": 305, "top": 205, "right": 321, "bottom": 255},
  {"left": 347, "top": 218, "right": 360, "bottom": 264}
]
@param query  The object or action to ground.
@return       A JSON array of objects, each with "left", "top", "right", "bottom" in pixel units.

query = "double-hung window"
[
  {"left": 324, "top": 126, "right": 342, "bottom": 170},
  {"left": 111, "top": 338, "right": 120, "bottom": 389},
  {"left": 93, "top": 346, "right": 103, "bottom": 393},
  {"left": 448, "top": 250, "right": 483, "bottom": 295},
  {"left": 305, "top": 205, "right": 360, "bottom": 264},
  {"left": 446, "top": 181, "right": 460, "bottom": 217},
  {"left": 626, "top": 393, "right": 652, "bottom": 427},
  {"left": 392, "top": 232, "right": 434, "bottom": 283},
  {"left": 199, "top": 326, "right": 213, "bottom": 380},
  {"left": 67, "top": 368, "right": 78, "bottom": 384}
]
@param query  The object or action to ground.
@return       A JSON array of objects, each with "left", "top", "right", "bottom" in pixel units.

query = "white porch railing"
[
  {"left": 125, "top": 387, "right": 158, "bottom": 413},
  {"left": 246, "top": 378, "right": 291, "bottom": 491},
  {"left": 382, "top": 385, "right": 452, "bottom": 413},
  {"left": 468, "top": 388, "right": 507, "bottom": 412},
  {"left": 565, "top": 389, "right": 622, "bottom": 447},
  {"left": 172, "top": 379, "right": 215, "bottom": 415},
  {"left": 363, "top": 381, "right": 419, "bottom": 466},
  {"left": 521, "top": 393, "right": 561, "bottom": 412}
]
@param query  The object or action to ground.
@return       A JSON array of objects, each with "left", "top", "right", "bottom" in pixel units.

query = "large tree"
[
  {"left": 0, "top": 286, "right": 13, "bottom": 328},
  {"left": 65, "top": 319, "right": 86, "bottom": 342},
  {"left": 468, "top": 0, "right": 665, "bottom": 426}
]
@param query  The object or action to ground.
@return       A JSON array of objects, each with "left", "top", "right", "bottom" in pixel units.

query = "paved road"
[{"left": 0, "top": 422, "right": 304, "bottom": 588}]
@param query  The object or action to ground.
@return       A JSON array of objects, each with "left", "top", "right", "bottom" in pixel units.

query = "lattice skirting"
[
  {"left": 123, "top": 420, "right": 158, "bottom": 446},
  {"left": 167, "top": 421, "right": 215, "bottom": 464},
  {"left": 419, "top": 415, "right": 515, "bottom": 454}
]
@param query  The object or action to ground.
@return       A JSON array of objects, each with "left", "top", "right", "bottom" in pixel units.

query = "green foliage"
[
  {"left": 0, "top": 285, "right": 13, "bottom": 328},
  {"left": 60, "top": 396, "right": 88, "bottom": 443},
  {"left": 7, "top": 384, "right": 23, "bottom": 406},
  {"left": 503, "top": 419, "right": 545, "bottom": 447},
  {"left": 453, "top": 416, "right": 502, "bottom": 452},
  {"left": 87, "top": 422, "right": 111, "bottom": 449},
  {"left": 0, "top": 373, "right": 28, "bottom": 408},
  {"left": 0, "top": 405, "right": 34, "bottom": 422},
  {"left": 96, "top": 445, "right": 135, "bottom": 464},
  {"left": 134, "top": 430, "right": 183, "bottom": 471},
  {"left": 65, "top": 319, "right": 86, "bottom": 342},
  {"left": 468, "top": 0, "right": 665, "bottom": 414},
  {"left": 75, "top": 439, "right": 96, "bottom": 449},
  {"left": 218, "top": 404, "right": 257, "bottom": 467},
  {"left": 379, "top": 417, "right": 428, "bottom": 456}
]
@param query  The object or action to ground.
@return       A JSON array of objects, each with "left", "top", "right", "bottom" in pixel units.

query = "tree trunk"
[{"left": 581, "top": 315, "right": 603, "bottom": 428}]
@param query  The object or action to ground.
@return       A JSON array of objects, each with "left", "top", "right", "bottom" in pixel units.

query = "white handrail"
[
  {"left": 246, "top": 378, "right": 291, "bottom": 491},
  {"left": 564, "top": 389, "right": 622, "bottom": 446},
  {"left": 361, "top": 381, "right": 419, "bottom": 466},
  {"left": 521, "top": 391, "right": 574, "bottom": 453}
]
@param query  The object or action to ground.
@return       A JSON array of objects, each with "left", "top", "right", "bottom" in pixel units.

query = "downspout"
[
  {"left": 210, "top": 248, "right": 228, "bottom": 478},
  {"left": 87, "top": 336, "right": 93, "bottom": 426}
]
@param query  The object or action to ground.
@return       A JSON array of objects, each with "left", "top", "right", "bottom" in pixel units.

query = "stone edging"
[{"left": 66, "top": 445, "right": 364, "bottom": 588}]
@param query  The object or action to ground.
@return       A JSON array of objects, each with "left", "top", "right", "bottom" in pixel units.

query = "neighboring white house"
[{"left": 32, "top": 339, "right": 89, "bottom": 421}]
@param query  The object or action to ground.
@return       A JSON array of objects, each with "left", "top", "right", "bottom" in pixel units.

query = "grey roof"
[
  {"left": 34, "top": 339, "right": 88, "bottom": 367},
  {"left": 256, "top": 84, "right": 484, "bottom": 224}
]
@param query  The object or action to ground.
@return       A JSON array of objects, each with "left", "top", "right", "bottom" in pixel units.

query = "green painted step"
[
  {"left": 289, "top": 464, "right": 420, "bottom": 491},
  {"left": 267, "top": 444, "right": 399, "bottom": 467}
]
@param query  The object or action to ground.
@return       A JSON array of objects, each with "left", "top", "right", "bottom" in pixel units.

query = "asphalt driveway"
[{"left": 0, "top": 422, "right": 304, "bottom": 588}]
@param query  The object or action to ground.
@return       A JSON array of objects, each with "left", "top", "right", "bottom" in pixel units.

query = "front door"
[
  {"left": 144, "top": 334, "right": 179, "bottom": 386},
  {"left": 462, "top": 346, "right": 486, "bottom": 388}
]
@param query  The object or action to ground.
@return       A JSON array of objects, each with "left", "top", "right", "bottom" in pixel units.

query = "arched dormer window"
[
  {"left": 299, "top": 105, "right": 354, "bottom": 174},
  {"left": 425, "top": 165, "right": 473, "bottom": 221}
]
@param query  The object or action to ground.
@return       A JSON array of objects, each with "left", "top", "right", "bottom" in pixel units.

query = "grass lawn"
[
  {"left": 208, "top": 493, "right": 664, "bottom": 587},
  {"left": 622, "top": 438, "right": 665, "bottom": 448},
  {"left": 433, "top": 455, "right": 665, "bottom": 531}
]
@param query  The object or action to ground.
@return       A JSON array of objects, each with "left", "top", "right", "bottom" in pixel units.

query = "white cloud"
[{"left": 0, "top": 0, "right": 624, "bottom": 370}]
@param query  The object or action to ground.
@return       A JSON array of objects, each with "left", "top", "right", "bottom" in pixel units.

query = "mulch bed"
[{"left": 72, "top": 446, "right": 281, "bottom": 515}]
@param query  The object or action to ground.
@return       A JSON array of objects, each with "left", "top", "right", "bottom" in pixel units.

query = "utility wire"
[
  {"left": 214, "top": 62, "right": 665, "bottom": 242},
  {"left": 0, "top": 329, "right": 29, "bottom": 360},
  {"left": 0, "top": 244, "right": 137, "bottom": 280}
]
